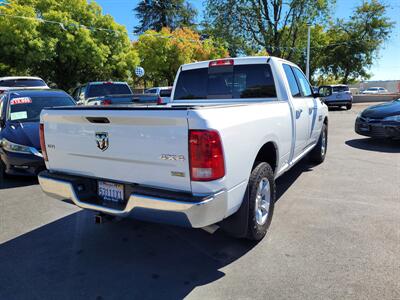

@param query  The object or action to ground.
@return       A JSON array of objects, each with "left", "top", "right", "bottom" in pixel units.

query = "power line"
[
  {"left": 0, "top": 13, "right": 379, "bottom": 51},
  {"left": 0, "top": 13, "right": 126, "bottom": 36}
]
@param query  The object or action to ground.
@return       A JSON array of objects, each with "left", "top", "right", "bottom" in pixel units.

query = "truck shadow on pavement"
[
  {"left": 0, "top": 159, "right": 315, "bottom": 299},
  {"left": 0, "top": 210, "right": 257, "bottom": 300},
  {"left": 276, "top": 160, "right": 313, "bottom": 201},
  {"left": 345, "top": 138, "right": 400, "bottom": 153},
  {"left": 0, "top": 176, "right": 38, "bottom": 190}
]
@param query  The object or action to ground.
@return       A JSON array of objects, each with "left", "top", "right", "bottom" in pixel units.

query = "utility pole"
[{"left": 306, "top": 22, "right": 311, "bottom": 81}]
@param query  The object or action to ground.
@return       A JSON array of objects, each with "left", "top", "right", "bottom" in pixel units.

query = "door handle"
[
  {"left": 296, "top": 109, "right": 303, "bottom": 119},
  {"left": 86, "top": 117, "right": 110, "bottom": 124},
  {"left": 309, "top": 107, "right": 313, "bottom": 114}
]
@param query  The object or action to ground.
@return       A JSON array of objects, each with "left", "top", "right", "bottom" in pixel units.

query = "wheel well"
[
  {"left": 253, "top": 142, "right": 277, "bottom": 173},
  {"left": 324, "top": 117, "right": 328, "bottom": 126}
]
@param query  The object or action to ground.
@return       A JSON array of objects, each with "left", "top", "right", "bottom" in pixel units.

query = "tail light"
[
  {"left": 189, "top": 130, "right": 225, "bottom": 181},
  {"left": 209, "top": 59, "right": 234, "bottom": 67},
  {"left": 102, "top": 99, "right": 112, "bottom": 105},
  {"left": 39, "top": 123, "right": 48, "bottom": 161},
  {"left": 157, "top": 96, "right": 163, "bottom": 105}
]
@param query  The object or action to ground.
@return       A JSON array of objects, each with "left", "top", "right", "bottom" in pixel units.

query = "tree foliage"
[
  {"left": 133, "top": 0, "right": 197, "bottom": 34},
  {"left": 204, "top": 0, "right": 393, "bottom": 83},
  {"left": 135, "top": 27, "right": 229, "bottom": 86},
  {"left": 0, "top": 0, "right": 139, "bottom": 90},
  {"left": 202, "top": 0, "right": 250, "bottom": 57},
  {"left": 205, "top": 0, "right": 332, "bottom": 58},
  {"left": 317, "top": 0, "right": 394, "bottom": 83}
]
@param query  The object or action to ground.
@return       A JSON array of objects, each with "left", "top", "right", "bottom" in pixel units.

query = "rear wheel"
[
  {"left": 245, "top": 162, "right": 276, "bottom": 241},
  {"left": 309, "top": 123, "right": 328, "bottom": 164},
  {"left": 0, "top": 159, "right": 6, "bottom": 187},
  {"left": 346, "top": 103, "right": 352, "bottom": 110}
]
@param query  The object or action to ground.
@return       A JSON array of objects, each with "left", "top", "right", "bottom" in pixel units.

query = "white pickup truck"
[{"left": 38, "top": 57, "right": 328, "bottom": 241}]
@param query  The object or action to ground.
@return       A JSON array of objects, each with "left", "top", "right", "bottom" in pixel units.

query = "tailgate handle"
[{"left": 86, "top": 117, "right": 110, "bottom": 124}]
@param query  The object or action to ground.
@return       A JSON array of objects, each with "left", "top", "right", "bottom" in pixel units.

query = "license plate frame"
[{"left": 97, "top": 181, "right": 125, "bottom": 204}]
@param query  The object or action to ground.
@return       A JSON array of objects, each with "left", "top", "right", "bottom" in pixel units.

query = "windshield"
[
  {"left": 87, "top": 83, "right": 131, "bottom": 98},
  {"left": 0, "top": 79, "right": 47, "bottom": 87},
  {"left": 7, "top": 95, "right": 75, "bottom": 122},
  {"left": 174, "top": 64, "right": 276, "bottom": 100}
]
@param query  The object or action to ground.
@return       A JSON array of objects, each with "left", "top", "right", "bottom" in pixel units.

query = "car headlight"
[
  {"left": 383, "top": 115, "right": 400, "bottom": 122},
  {"left": 0, "top": 138, "right": 34, "bottom": 155}
]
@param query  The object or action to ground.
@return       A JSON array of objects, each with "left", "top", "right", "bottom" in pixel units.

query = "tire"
[
  {"left": 346, "top": 103, "right": 352, "bottom": 110},
  {"left": 245, "top": 162, "right": 276, "bottom": 241},
  {"left": 309, "top": 123, "right": 328, "bottom": 164},
  {"left": 0, "top": 159, "right": 6, "bottom": 187}
]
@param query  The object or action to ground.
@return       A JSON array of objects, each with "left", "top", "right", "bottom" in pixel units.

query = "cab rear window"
[
  {"left": 174, "top": 64, "right": 276, "bottom": 100},
  {"left": 87, "top": 83, "right": 131, "bottom": 98},
  {"left": 160, "top": 89, "right": 172, "bottom": 97},
  {"left": 332, "top": 86, "right": 349, "bottom": 93},
  {"left": 0, "top": 79, "right": 47, "bottom": 87}
]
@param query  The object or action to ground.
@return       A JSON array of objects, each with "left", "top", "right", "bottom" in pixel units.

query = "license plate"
[{"left": 98, "top": 181, "right": 124, "bottom": 203}]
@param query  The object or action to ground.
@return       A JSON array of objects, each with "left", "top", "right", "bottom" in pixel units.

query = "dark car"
[
  {"left": 318, "top": 84, "right": 353, "bottom": 110},
  {"left": 355, "top": 99, "right": 400, "bottom": 139},
  {"left": 71, "top": 81, "right": 132, "bottom": 105},
  {"left": 0, "top": 89, "right": 75, "bottom": 179}
]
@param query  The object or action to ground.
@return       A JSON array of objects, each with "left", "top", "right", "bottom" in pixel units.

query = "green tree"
[
  {"left": 133, "top": 0, "right": 197, "bottom": 34},
  {"left": 202, "top": 0, "right": 251, "bottom": 56},
  {"left": 203, "top": 0, "right": 393, "bottom": 84},
  {"left": 135, "top": 27, "right": 229, "bottom": 86},
  {"left": 203, "top": 0, "right": 333, "bottom": 59},
  {"left": 317, "top": 0, "right": 394, "bottom": 83},
  {"left": 0, "top": 0, "right": 140, "bottom": 90}
]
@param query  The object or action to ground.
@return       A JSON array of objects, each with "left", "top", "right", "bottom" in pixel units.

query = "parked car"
[
  {"left": 361, "top": 87, "right": 388, "bottom": 94},
  {"left": 72, "top": 81, "right": 132, "bottom": 105},
  {"left": 355, "top": 99, "right": 400, "bottom": 139},
  {"left": 145, "top": 86, "right": 172, "bottom": 104},
  {"left": 0, "top": 89, "right": 75, "bottom": 180},
  {"left": 38, "top": 57, "right": 328, "bottom": 241},
  {"left": 0, "top": 76, "right": 49, "bottom": 93},
  {"left": 318, "top": 84, "right": 353, "bottom": 110}
]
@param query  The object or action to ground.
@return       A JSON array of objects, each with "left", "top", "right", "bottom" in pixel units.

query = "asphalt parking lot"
[{"left": 0, "top": 104, "right": 399, "bottom": 300}]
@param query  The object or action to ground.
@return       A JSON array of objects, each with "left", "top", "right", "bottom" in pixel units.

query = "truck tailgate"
[{"left": 41, "top": 108, "right": 191, "bottom": 192}]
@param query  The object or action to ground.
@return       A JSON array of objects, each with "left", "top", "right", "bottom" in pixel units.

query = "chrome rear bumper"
[{"left": 38, "top": 171, "right": 227, "bottom": 228}]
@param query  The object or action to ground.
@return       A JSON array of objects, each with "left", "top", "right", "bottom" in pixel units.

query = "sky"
[{"left": 96, "top": 0, "right": 400, "bottom": 81}]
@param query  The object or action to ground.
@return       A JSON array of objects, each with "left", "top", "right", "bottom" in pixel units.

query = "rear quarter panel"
[{"left": 188, "top": 101, "right": 292, "bottom": 214}]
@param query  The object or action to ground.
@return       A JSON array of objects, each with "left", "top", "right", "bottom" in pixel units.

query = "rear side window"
[
  {"left": 174, "top": 64, "right": 276, "bottom": 100},
  {"left": 292, "top": 68, "right": 313, "bottom": 97},
  {"left": 0, "top": 79, "right": 47, "bottom": 87},
  {"left": 87, "top": 83, "right": 131, "bottom": 98},
  {"left": 283, "top": 64, "right": 301, "bottom": 97}
]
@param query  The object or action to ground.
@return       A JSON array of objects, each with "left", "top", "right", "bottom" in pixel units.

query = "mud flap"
[{"left": 219, "top": 186, "right": 249, "bottom": 238}]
